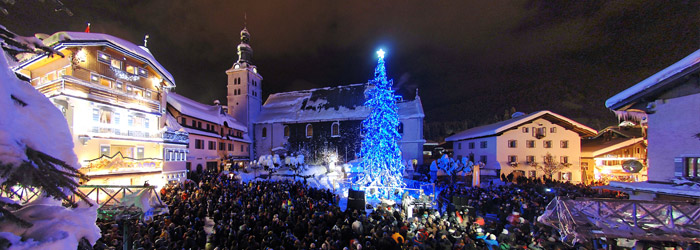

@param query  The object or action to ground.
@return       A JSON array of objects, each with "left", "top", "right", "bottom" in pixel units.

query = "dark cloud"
[{"left": 2, "top": 0, "right": 699, "bottom": 136}]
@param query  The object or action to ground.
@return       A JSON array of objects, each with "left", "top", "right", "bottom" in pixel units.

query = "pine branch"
[{"left": 0, "top": 146, "right": 93, "bottom": 227}]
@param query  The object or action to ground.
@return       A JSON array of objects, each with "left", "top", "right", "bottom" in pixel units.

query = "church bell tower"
[{"left": 227, "top": 27, "right": 262, "bottom": 139}]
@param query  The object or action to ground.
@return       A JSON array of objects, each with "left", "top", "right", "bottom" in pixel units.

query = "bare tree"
[{"left": 532, "top": 152, "right": 571, "bottom": 178}]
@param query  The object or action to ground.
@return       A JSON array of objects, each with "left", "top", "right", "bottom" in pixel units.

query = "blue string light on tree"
[{"left": 356, "top": 49, "right": 405, "bottom": 200}]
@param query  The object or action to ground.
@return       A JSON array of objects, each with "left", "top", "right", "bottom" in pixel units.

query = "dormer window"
[
  {"left": 331, "top": 122, "right": 340, "bottom": 137},
  {"left": 306, "top": 124, "right": 313, "bottom": 138}
]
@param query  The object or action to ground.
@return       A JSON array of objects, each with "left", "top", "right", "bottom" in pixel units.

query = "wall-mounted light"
[
  {"left": 75, "top": 48, "right": 87, "bottom": 63},
  {"left": 78, "top": 135, "right": 91, "bottom": 145}
]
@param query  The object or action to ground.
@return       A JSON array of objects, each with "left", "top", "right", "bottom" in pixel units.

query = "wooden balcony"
[{"left": 36, "top": 76, "right": 161, "bottom": 113}]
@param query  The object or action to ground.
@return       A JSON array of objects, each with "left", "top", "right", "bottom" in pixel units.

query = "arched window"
[
  {"left": 262, "top": 127, "right": 267, "bottom": 138},
  {"left": 398, "top": 122, "right": 404, "bottom": 134},
  {"left": 331, "top": 122, "right": 340, "bottom": 137},
  {"left": 284, "top": 125, "right": 290, "bottom": 138},
  {"left": 306, "top": 124, "right": 313, "bottom": 138}
]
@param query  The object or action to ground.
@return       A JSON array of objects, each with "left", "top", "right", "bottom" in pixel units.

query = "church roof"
[
  {"left": 445, "top": 110, "right": 596, "bottom": 141},
  {"left": 255, "top": 83, "right": 425, "bottom": 124}
]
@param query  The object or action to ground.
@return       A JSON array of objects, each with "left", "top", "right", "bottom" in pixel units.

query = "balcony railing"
[
  {"left": 163, "top": 130, "right": 189, "bottom": 144},
  {"left": 36, "top": 76, "right": 161, "bottom": 113}
]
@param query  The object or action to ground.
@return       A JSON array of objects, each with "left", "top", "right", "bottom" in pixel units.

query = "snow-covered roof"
[
  {"left": 182, "top": 127, "right": 251, "bottom": 143},
  {"left": 255, "top": 83, "right": 425, "bottom": 124},
  {"left": 167, "top": 92, "right": 247, "bottom": 132},
  {"left": 581, "top": 137, "right": 645, "bottom": 158},
  {"left": 445, "top": 110, "right": 597, "bottom": 141},
  {"left": 606, "top": 48, "right": 700, "bottom": 110},
  {"left": 601, "top": 181, "right": 700, "bottom": 198},
  {"left": 23, "top": 31, "right": 175, "bottom": 86}
]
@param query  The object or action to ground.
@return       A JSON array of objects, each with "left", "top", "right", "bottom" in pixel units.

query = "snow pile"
[
  {"left": 0, "top": 199, "right": 100, "bottom": 250},
  {"left": 0, "top": 33, "right": 100, "bottom": 249}
]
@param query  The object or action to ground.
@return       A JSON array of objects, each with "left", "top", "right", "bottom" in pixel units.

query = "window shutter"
[{"left": 675, "top": 157, "right": 684, "bottom": 177}]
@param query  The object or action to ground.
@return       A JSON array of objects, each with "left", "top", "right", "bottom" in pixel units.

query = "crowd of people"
[{"left": 91, "top": 169, "right": 670, "bottom": 250}]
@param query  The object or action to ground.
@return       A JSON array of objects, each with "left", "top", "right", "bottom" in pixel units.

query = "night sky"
[{"left": 3, "top": 1, "right": 699, "bottom": 139}]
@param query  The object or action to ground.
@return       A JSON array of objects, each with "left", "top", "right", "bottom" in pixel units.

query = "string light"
[{"left": 355, "top": 49, "right": 405, "bottom": 200}]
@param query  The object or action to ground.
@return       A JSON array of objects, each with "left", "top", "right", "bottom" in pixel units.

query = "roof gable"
[
  {"left": 20, "top": 31, "right": 175, "bottom": 85},
  {"left": 445, "top": 110, "right": 596, "bottom": 141}
]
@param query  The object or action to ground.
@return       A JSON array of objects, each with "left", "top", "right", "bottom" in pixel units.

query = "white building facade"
[{"left": 446, "top": 111, "right": 596, "bottom": 183}]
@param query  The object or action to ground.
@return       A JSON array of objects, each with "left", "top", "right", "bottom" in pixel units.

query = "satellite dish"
[{"left": 622, "top": 160, "right": 644, "bottom": 173}]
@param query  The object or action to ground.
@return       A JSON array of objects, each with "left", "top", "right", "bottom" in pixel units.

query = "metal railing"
[
  {"left": 0, "top": 185, "right": 42, "bottom": 204},
  {"left": 538, "top": 197, "right": 700, "bottom": 245}
]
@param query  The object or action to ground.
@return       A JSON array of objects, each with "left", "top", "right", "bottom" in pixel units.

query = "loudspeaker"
[
  {"left": 452, "top": 195, "right": 467, "bottom": 208},
  {"left": 348, "top": 189, "right": 365, "bottom": 200},
  {"left": 348, "top": 189, "right": 366, "bottom": 210}
]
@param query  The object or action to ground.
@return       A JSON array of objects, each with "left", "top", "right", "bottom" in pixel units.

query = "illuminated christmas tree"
[{"left": 356, "top": 49, "right": 405, "bottom": 200}]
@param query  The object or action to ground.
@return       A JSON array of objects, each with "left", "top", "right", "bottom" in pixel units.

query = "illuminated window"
[
  {"left": 284, "top": 125, "right": 290, "bottom": 138},
  {"left": 132, "top": 87, "right": 143, "bottom": 97},
  {"left": 138, "top": 68, "right": 148, "bottom": 77},
  {"left": 98, "top": 52, "right": 110, "bottom": 63},
  {"left": 99, "top": 109, "right": 112, "bottom": 124},
  {"left": 100, "top": 145, "right": 110, "bottom": 156},
  {"left": 115, "top": 82, "right": 123, "bottom": 91},
  {"left": 90, "top": 73, "right": 99, "bottom": 83},
  {"left": 529, "top": 170, "right": 536, "bottom": 178},
  {"left": 306, "top": 124, "right": 313, "bottom": 138},
  {"left": 99, "top": 78, "right": 111, "bottom": 88},
  {"left": 146, "top": 91, "right": 152, "bottom": 98},
  {"left": 136, "top": 147, "right": 144, "bottom": 159},
  {"left": 46, "top": 71, "right": 56, "bottom": 81},
  {"left": 331, "top": 122, "right": 340, "bottom": 137},
  {"left": 685, "top": 157, "right": 700, "bottom": 178},
  {"left": 111, "top": 58, "right": 122, "bottom": 69},
  {"left": 126, "top": 65, "right": 136, "bottom": 74}
]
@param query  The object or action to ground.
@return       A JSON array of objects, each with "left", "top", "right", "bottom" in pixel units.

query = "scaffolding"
[{"left": 538, "top": 197, "right": 700, "bottom": 245}]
